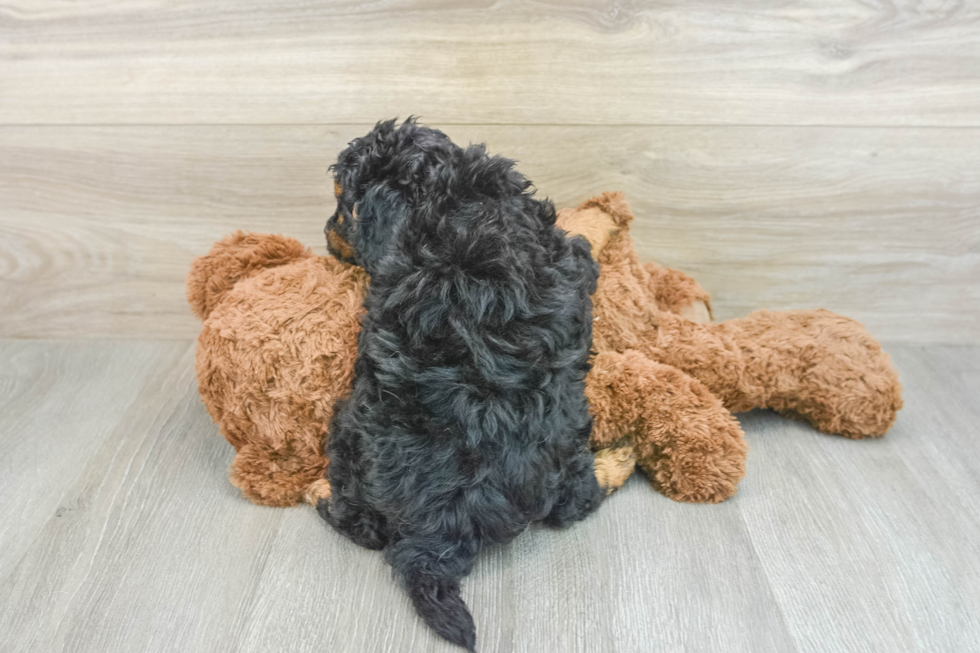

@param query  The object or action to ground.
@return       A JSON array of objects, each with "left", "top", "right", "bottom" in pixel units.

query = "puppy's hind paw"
[
  {"left": 544, "top": 465, "right": 604, "bottom": 527},
  {"left": 316, "top": 493, "right": 390, "bottom": 551}
]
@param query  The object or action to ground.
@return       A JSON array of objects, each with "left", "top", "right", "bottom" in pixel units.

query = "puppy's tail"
[
  {"left": 387, "top": 534, "right": 479, "bottom": 651},
  {"left": 186, "top": 232, "right": 313, "bottom": 320}
]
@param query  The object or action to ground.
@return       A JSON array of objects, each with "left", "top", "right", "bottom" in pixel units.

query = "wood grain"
[
  {"left": 735, "top": 346, "right": 980, "bottom": 652},
  {"left": 1, "top": 2, "right": 976, "bottom": 650},
  {"left": 2, "top": 125, "right": 977, "bottom": 342},
  {"left": 1, "top": 1, "right": 979, "bottom": 126},
  {"left": 232, "top": 479, "right": 796, "bottom": 653},
  {"left": 0, "top": 339, "right": 189, "bottom": 581},
  {"left": 0, "top": 340, "right": 287, "bottom": 653},
  {"left": 2, "top": 342, "right": 977, "bottom": 652}
]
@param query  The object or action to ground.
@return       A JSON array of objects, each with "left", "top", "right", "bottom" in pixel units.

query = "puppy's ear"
[
  {"left": 352, "top": 183, "right": 410, "bottom": 272},
  {"left": 460, "top": 146, "right": 531, "bottom": 200}
]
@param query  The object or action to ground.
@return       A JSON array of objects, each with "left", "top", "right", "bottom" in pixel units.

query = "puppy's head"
[{"left": 326, "top": 118, "right": 455, "bottom": 272}]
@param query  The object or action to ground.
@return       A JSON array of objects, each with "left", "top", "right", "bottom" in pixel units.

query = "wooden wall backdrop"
[{"left": 1, "top": 1, "right": 978, "bottom": 342}]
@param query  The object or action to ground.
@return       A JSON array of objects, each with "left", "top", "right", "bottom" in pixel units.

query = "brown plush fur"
[
  {"left": 191, "top": 232, "right": 367, "bottom": 507},
  {"left": 189, "top": 194, "right": 902, "bottom": 508},
  {"left": 560, "top": 192, "right": 903, "bottom": 500}
]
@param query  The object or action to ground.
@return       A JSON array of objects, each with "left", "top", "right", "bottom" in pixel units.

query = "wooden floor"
[
  {"left": 0, "top": 339, "right": 977, "bottom": 653},
  {"left": 3, "top": 2, "right": 979, "bottom": 651}
]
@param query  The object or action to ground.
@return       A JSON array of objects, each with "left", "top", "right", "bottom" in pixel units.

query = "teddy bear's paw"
[
  {"left": 229, "top": 443, "right": 327, "bottom": 508},
  {"left": 593, "top": 446, "right": 637, "bottom": 495},
  {"left": 771, "top": 342, "right": 903, "bottom": 439},
  {"left": 639, "top": 413, "right": 748, "bottom": 504},
  {"left": 654, "top": 461, "right": 742, "bottom": 504},
  {"left": 728, "top": 309, "right": 903, "bottom": 436},
  {"left": 778, "top": 391, "right": 901, "bottom": 440},
  {"left": 305, "top": 478, "right": 332, "bottom": 506}
]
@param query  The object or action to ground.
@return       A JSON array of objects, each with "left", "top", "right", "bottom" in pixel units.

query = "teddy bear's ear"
[
  {"left": 577, "top": 191, "right": 634, "bottom": 229},
  {"left": 557, "top": 190, "right": 639, "bottom": 255},
  {"left": 556, "top": 206, "right": 619, "bottom": 256},
  {"left": 187, "top": 232, "right": 311, "bottom": 320}
]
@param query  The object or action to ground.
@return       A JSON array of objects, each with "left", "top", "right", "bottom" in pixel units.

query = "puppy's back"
[{"left": 328, "top": 147, "right": 601, "bottom": 651}]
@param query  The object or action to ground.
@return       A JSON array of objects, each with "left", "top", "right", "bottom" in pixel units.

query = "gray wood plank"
[
  {"left": 507, "top": 483, "right": 798, "bottom": 653},
  {"left": 889, "top": 347, "right": 980, "bottom": 503},
  {"left": 2, "top": 1, "right": 979, "bottom": 126},
  {"left": 734, "top": 346, "right": 980, "bottom": 652},
  {"left": 2, "top": 343, "right": 978, "bottom": 653},
  {"left": 0, "top": 342, "right": 284, "bottom": 653},
  {"left": 2, "top": 125, "right": 977, "bottom": 343},
  {"left": 233, "top": 475, "right": 796, "bottom": 653},
  {"left": 0, "top": 339, "right": 190, "bottom": 580}
]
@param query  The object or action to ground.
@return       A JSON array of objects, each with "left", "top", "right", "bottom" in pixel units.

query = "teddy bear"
[
  {"left": 187, "top": 206, "right": 670, "bottom": 507},
  {"left": 562, "top": 192, "right": 902, "bottom": 502},
  {"left": 188, "top": 192, "right": 902, "bottom": 508}
]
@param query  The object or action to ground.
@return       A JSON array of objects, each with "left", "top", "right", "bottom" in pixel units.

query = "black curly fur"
[{"left": 318, "top": 119, "right": 603, "bottom": 651}]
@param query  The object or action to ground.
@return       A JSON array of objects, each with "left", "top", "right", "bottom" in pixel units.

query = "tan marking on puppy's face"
[
  {"left": 327, "top": 229, "right": 355, "bottom": 261},
  {"left": 333, "top": 179, "right": 342, "bottom": 197}
]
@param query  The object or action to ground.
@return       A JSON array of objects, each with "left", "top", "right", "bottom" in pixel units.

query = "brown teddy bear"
[
  {"left": 563, "top": 192, "right": 902, "bottom": 502},
  {"left": 188, "top": 192, "right": 902, "bottom": 508}
]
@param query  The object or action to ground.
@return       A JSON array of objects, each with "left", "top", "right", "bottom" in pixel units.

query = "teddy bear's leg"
[
  {"left": 587, "top": 350, "right": 747, "bottom": 503},
  {"left": 229, "top": 440, "right": 328, "bottom": 508},
  {"left": 592, "top": 446, "right": 637, "bottom": 495},
  {"left": 586, "top": 355, "right": 637, "bottom": 495},
  {"left": 641, "top": 310, "right": 902, "bottom": 438},
  {"left": 716, "top": 309, "right": 903, "bottom": 438},
  {"left": 641, "top": 262, "right": 713, "bottom": 323},
  {"left": 211, "top": 389, "right": 333, "bottom": 508}
]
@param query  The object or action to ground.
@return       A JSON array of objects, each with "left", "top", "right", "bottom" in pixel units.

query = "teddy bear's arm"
[
  {"left": 586, "top": 350, "right": 746, "bottom": 503},
  {"left": 641, "top": 262, "right": 713, "bottom": 323}
]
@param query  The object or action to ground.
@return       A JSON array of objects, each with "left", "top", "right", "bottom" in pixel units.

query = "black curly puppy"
[{"left": 318, "top": 119, "right": 603, "bottom": 651}]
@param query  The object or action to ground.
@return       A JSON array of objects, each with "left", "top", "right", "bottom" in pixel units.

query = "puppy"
[{"left": 319, "top": 119, "right": 603, "bottom": 650}]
